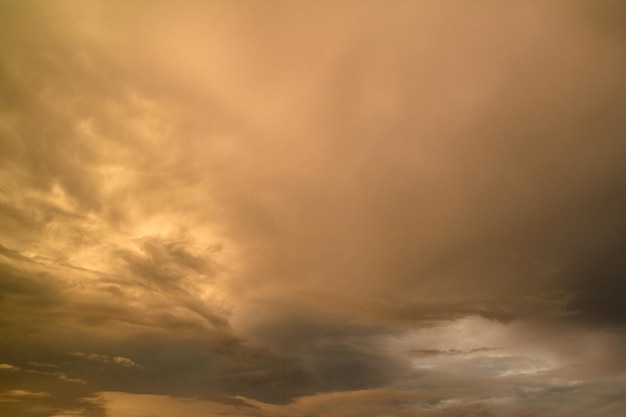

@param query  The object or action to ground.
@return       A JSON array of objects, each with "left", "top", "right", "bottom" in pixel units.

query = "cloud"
[
  {"left": 28, "top": 362, "right": 58, "bottom": 368},
  {"left": 0, "top": 361, "right": 87, "bottom": 388},
  {"left": 0, "top": 390, "right": 52, "bottom": 399},
  {"left": 0, "top": 363, "right": 20, "bottom": 371},
  {"left": 0, "top": 1, "right": 624, "bottom": 416},
  {"left": 57, "top": 376, "right": 626, "bottom": 417},
  {"left": 22, "top": 369, "right": 87, "bottom": 385},
  {"left": 71, "top": 352, "right": 142, "bottom": 369},
  {"left": 113, "top": 357, "right": 140, "bottom": 369}
]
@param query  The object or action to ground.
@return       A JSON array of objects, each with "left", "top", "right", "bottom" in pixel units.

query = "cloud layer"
[{"left": 0, "top": 1, "right": 625, "bottom": 416}]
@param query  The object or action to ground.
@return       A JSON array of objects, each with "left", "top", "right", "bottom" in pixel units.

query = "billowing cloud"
[{"left": 0, "top": 1, "right": 624, "bottom": 416}]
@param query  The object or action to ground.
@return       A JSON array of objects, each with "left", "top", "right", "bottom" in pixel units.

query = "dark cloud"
[{"left": 0, "top": 1, "right": 625, "bottom": 416}]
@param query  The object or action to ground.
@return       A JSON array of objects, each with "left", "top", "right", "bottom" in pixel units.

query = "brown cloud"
[{"left": 0, "top": 1, "right": 624, "bottom": 416}]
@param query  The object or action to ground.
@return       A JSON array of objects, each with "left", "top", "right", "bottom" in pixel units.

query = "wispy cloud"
[
  {"left": 71, "top": 352, "right": 143, "bottom": 369},
  {"left": 0, "top": 390, "right": 52, "bottom": 401}
]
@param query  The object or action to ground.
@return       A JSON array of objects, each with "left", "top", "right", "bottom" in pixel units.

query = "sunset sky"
[{"left": 0, "top": 1, "right": 625, "bottom": 416}]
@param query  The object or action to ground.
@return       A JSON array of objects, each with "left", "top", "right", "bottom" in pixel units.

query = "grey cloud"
[{"left": 565, "top": 233, "right": 626, "bottom": 326}]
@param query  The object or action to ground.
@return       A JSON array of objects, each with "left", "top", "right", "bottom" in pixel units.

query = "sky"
[{"left": 0, "top": 1, "right": 625, "bottom": 416}]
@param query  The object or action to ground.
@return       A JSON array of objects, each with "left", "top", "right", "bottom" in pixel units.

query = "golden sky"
[{"left": 1, "top": 1, "right": 625, "bottom": 416}]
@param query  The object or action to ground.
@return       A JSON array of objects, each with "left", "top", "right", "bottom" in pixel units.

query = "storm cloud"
[{"left": 0, "top": 1, "right": 625, "bottom": 416}]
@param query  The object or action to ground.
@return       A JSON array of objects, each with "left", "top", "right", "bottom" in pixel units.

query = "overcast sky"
[{"left": 0, "top": 1, "right": 625, "bottom": 416}]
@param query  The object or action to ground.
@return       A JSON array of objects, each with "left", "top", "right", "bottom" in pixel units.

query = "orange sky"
[{"left": 0, "top": 1, "right": 625, "bottom": 416}]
